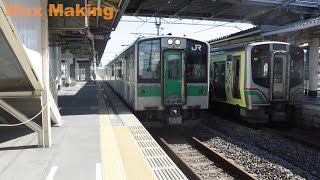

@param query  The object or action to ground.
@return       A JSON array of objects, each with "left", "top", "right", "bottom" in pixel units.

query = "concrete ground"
[{"left": 0, "top": 81, "right": 102, "bottom": 180}]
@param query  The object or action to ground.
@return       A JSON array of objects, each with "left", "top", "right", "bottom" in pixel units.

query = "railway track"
[
  {"left": 159, "top": 137, "right": 257, "bottom": 180},
  {"left": 201, "top": 115, "right": 320, "bottom": 179}
]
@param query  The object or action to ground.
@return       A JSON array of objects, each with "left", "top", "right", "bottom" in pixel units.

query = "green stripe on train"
[
  {"left": 137, "top": 86, "right": 208, "bottom": 97},
  {"left": 291, "top": 90, "right": 303, "bottom": 101},
  {"left": 137, "top": 86, "right": 162, "bottom": 97},
  {"left": 244, "top": 90, "right": 266, "bottom": 102},
  {"left": 187, "top": 86, "right": 208, "bottom": 96}
]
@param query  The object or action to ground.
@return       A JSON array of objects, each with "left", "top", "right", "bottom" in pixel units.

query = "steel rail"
[
  {"left": 191, "top": 137, "right": 257, "bottom": 180},
  {"left": 158, "top": 138, "right": 203, "bottom": 180}
]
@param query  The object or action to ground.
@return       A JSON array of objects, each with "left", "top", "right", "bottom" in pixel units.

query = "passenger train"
[
  {"left": 104, "top": 36, "right": 210, "bottom": 124},
  {"left": 210, "top": 42, "right": 304, "bottom": 122}
]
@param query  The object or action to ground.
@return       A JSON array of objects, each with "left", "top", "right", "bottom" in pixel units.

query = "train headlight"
[
  {"left": 175, "top": 39, "right": 181, "bottom": 45},
  {"left": 168, "top": 39, "right": 173, "bottom": 45}
]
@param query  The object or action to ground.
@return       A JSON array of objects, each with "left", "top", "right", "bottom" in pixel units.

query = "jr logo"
[{"left": 191, "top": 44, "right": 202, "bottom": 51}]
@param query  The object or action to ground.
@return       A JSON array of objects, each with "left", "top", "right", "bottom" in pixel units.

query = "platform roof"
[
  {"left": 48, "top": 0, "right": 130, "bottom": 63},
  {"left": 208, "top": 16, "right": 320, "bottom": 47},
  {"left": 125, "top": 0, "right": 320, "bottom": 26},
  {"left": 50, "top": 0, "right": 320, "bottom": 63},
  {"left": 262, "top": 16, "right": 320, "bottom": 38}
]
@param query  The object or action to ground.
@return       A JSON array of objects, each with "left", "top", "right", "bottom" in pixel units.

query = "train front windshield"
[
  {"left": 251, "top": 44, "right": 304, "bottom": 90},
  {"left": 186, "top": 40, "right": 208, "bottom": 83},
  {"left": 289, "top": 46, "right": 304, "bottom": 87},
  {"left": 251, "top": 44, "right": 270, "bottom": 88}
]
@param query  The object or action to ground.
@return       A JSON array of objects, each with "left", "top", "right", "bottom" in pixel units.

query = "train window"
[
  {"left": 111, "top": 65, "right": 114, "bottom": 76},
  {"left": 138, "top": 39, "right": 161, "bottom": 83},
  {"left": 186, "top": 40, "right": 208, "bottom": 83},
  {"left": 126, "top": 58, "right": 130, "bottom": 81},
  {"left": 232, "top": 56, "right": 240, "bottom": 99},
  {"left": 289, "top": 46, "right": 304, "bottom": 87},
  {"left": 121, "top": 60, "right": 124, "bottom": 79},
  {"left": 118, "top": 62, "right": 120, "bottom": 78},
  {"left": 251, "top": 44, "right": 270, "bottom": 88},
  {"left": 213, "top": 62, "right": 226, "bottom": 100},
  {"left": 274, "top": 57, "right": 283, "bottom": 83},
  {"left": 117, "top": 61, "right": 122, "bottom": 79},
  {"left": 168, "top": 56, "right": 180, "bottom": 80}
]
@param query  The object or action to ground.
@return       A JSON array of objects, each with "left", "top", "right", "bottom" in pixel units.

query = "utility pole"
[{"left": 155, "top": 17, "right": 161, "bottom": 35}]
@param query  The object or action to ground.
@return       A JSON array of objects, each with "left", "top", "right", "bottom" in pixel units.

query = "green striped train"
[
  {"left": 210, "top": 42, "right": 304, "bottom": 122},
  {"left": 104, "top": 36, "right": 210, "bottom": 124}
]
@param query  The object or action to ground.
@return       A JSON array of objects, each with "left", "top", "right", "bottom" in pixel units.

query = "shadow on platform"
[
  {"left": 58, "top": 81, "right": 99, "bottom": 116},
  {"left": 0, "top": 144, "right": 38, "bottom": 151},
  {"left": 0, "top": 127, "right": 33, "bottom": 145}
]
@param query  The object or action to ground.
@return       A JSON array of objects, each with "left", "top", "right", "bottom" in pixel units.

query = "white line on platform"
[
  {"left": 46, "top": 166, "right": 58, "bottom": 180},
  {"left": 96, "top": 163, "right": 102, "bottom": 180}
]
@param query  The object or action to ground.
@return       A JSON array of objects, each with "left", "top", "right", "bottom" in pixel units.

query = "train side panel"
[{"left": 210, "top": 50, "right": 246, "bottom": 108}]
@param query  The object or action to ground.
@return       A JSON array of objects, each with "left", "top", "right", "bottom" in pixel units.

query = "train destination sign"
[{"left": 4, "top": 3, "right": 114, "bottom": 20}]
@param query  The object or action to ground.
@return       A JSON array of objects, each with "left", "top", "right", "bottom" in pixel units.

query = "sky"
[{"left": 100, "top": 16, "right": 255, "bottom": 66}]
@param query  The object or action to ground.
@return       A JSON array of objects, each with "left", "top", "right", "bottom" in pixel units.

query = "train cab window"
[
  {"left": 251, "top": 44, "right": 270, "bottom": 88},
  {"left": 232, "top": 56, "right": 241, "bottom": 99},
  {"left": 289, "top": 46, "right": 304, "bottom": 88},
  {"left": 138, "top": 39, "right": 161, "bottom": 83},
  {"left": 186, "top": 40, "right": 208, "bottom": 83}
]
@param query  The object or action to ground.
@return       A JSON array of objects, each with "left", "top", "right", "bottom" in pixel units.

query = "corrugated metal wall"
[{"left": 2, "top": 0, "right": 43, "bottom": 81}]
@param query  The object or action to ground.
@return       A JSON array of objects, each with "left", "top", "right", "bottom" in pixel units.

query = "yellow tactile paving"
[
  {"left": 97, "top": 82, "right": 155, "bottom": 180},
  {"left": 114, "top": 126, "right": 156, "bottom": 180},
  {"left": 98, "top": 98, "right": 127, "bottom": 180}
]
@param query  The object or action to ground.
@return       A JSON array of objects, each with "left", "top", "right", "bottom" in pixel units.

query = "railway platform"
[
  {"left": 294, "top": 95, "right": 320, "bottom": 128},
  {"left": 0, "top": 79, "right": 187, "bottom": 180}
]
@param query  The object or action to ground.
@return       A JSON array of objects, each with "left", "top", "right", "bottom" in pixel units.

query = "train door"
[
  {"left": 163, "top": 50, "right": 185, "bottom": 106},
  {"left": 213, "top": 62, "right": 227, "bottom": 100},
  {"left": 232, "top": 56, "right": 241, "bottom": 99},
  {"left": 270, "top": 53, "right": 289, "bottom": 101}
]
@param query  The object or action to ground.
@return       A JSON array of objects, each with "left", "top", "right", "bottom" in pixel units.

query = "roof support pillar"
[
  {"left": 57, "top": 46, "right": 62, "bottom": 90},
  {"left": 41, "top": 0, "right": 51, "bottom": 147},
  {"left": 93, "top": 50, "right": 97, "bottom": 81},
  {"left": 308, "top": 38, "right": 319, "bottom": 96},
  {"left": 75, "top": 59, "right": 80, "bottom": 81}
]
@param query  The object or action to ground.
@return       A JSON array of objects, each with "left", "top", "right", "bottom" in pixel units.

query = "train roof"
[
  {"left": 210, "top": 41, "right": 293, "bottom": 54},
  {"left": 135, "top": 35, "right": 207, "bottom": 42}
]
